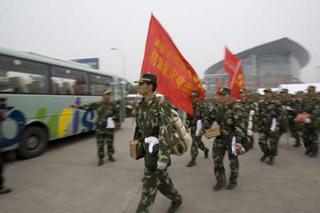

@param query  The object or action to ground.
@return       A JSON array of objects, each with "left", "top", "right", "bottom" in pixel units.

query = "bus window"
[
  {"left": 89, "top": 74, "right": 113, "bottom": 95},
  {"left": 0, "top": 55, "right": 49, "bottom": 94},
  {"left": 50, "top": 67, "right": 88, "bottom": 95}
]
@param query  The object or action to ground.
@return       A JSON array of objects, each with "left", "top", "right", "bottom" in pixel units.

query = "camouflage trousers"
[
  {"left": 258, "top": 130, "right": 280, "bottom": 156},
  {"left": 212, "top": 136, "right": 239, "bottom": 184},
  {"left": 288, "top": 121, "right": 300, "bottom": 142},
  {"left": 95, "top": 128, "right": 115, "bottom": 159},
  {"left": 301, "top": 126, "right": 318, "bottom": 153},
  {"left": 280, "top": 119, "right": 300, "bottom": 142},
  {"left": 136, "top": 167, "right": 182, "bottom": 213},
  {"left": 190, "top": 133, "right": 208, "bottom": 159}
]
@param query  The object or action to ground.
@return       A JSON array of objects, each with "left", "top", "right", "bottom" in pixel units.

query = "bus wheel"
[{"left": 18, "top": 126, "right": 48, "bottom": 159}]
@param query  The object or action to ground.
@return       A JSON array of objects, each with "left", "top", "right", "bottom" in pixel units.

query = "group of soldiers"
[
  {"left": 186, "top": 84, "right": 320, "bottom": 193},
  {"left": 131, "top": 73, "right": 320, "bottom": 212},
  {"left": 1, "top": 72, "right": 319, "bottom": 213}
]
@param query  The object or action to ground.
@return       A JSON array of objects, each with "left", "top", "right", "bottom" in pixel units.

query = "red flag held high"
[
  {"left": 141, "top": 15, "right": 205, "bottom": 114},
  {"left": 223, "top": 47, "right": 245, "bottom": 99}
]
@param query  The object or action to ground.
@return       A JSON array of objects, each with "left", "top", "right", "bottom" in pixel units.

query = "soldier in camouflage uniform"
[
  {"left": 204, "top": 88, "right": 246, "bottom": 191},
  {"left": 72, "top": 90, "right": 117, "bottom": 166},
  {"left": 133, "top": 74, "right": 182, "bottom": 213},
  {"left": 239, "top": 88, "right": 256, "bottom": 149},
  {"left": 293, "top": 91, "right": 305, "bottom": 146},
  {"left": 185, "top": 91, "right": 209, "bottom": 167},
  {"left": 297, "top": 85, "right": 320, "bottom": 157},
  {"left": 257, "top": 88, "right": 283, "bottom": 165},
  {"left": 279, "top": 89, "right": 302, "bottom": 147},
  {"left": 278, "top": 89, "right": 289, "bottom": 136}
]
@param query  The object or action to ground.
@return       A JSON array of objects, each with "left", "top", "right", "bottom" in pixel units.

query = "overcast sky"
[{"left": 0, "top": 0, "right": 320, "bottom": 83}]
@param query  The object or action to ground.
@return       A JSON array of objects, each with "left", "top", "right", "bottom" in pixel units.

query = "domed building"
[{"left": 203, "top": 37, "right": 309, "bottom": 97}]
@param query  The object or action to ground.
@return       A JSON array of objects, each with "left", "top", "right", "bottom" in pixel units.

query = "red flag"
[
  {"left": 223, "top": 47, "right": 245, "bottom": 99},
  {"left": 141, "top": 15, "right": 205, "bottom": 114},
  {"left": 224, "top": 47, "right": 240, "bottom": 77}
]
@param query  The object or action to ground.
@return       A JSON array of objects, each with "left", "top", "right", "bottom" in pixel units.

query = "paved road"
[{"left": 1, "top": 118, "right": 320, "bottom": 213}]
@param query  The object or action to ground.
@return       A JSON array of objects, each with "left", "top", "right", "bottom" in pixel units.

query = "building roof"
[{"left": 205, "top": 37, "right": 310, "bottom": 75}]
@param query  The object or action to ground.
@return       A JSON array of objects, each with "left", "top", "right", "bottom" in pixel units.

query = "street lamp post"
[
  {"left": 110, "top": 48, "right": 127, "bottom": 120},
  {"left": 110, "top": 48, "right": 126, "bottom": 79}
]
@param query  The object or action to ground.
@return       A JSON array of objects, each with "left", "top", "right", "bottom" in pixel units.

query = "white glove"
[
  {"left": 157, "top": 161, "right": 167, "bottom": 170},
  {"left": 286, "top": 106, "right": 293, "bottom": 111},
  {"left": 270, "top": 118, "right": 277, "bottom": 132},
  {"left": 106, "top": 117, "right": 115, "bottom": 128},
  {"left": 196, "top": 120, "right": 202, "bottom": 136},
  {"left": 231, "top": 137, "right": 237, "bottom": 156},
  {"left": 144, "top": 136, "right": 159, "bottom": 153},
  {"left": 232, "top": 137, "right": 245, "bottom": 156},
  {"left": 304, "top": 118, "right": 311, "bottom": 124}
]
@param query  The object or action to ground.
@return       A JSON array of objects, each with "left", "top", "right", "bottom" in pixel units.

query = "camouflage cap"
[
  {"left": 219, "top": 87, "right": 231, "bottom": 96},
  {"left": 307, "top": 85, "right": 316, "bottom": 91},
  {"left": 239, "top": 88, "right": 247, "bottom": 93},
  {"left": 134, "top": 73, "right": 157, "bottom": 85},
  {"left": 263, "top": 88, "right": 273, "bottom": 93},
  {"left": 102, "top": 90, "right": 111, "bottom": 95},
  {"left": 280, "top": 88, "right": 289, "bottom": 94}
]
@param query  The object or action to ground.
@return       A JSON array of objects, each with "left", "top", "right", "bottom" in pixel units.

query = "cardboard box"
[
  {"left": 204, "top": 128, "right": 220, "bottom": 139},
  {"left": 129, "top": 140, "right": 144, "bottom": 160}
]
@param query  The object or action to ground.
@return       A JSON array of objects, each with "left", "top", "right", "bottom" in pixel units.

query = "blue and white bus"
[{"left": 0, "top": 47, "right": 126, "bottom": 158}]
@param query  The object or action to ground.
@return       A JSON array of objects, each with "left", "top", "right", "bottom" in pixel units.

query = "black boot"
[
  {"left": 204, "top": 149, "right": 209, "bottom": 159},
  {"left": 97, "top": 158, "right": 104, "bottom": 166},
  {"left": 0, "top": 187, "right": 11, "bottom": 194},
  {"left": 108, "top": 154, "right": 115, "bottom": 162},
  {"left": 167, "top": 197, "right": 183, "bottom": 213},
  {"left": 308, "top": 148, "right": 318, "bottom": 158},
  {"left": 266, "top": 156, "right": 274, "bottom": 165},
  {"left": 260, "top": 153, "right": 269, "bottom": 162},
  {"left": 305, "top": 149, "right": 312, "bottom": 156},
  {"left": 226, "top": 182, "right": 237, "bottom": 190},
  {"left": 186, "top": 158, "right": 196, "bottom": 167},
  {"left": 213, "top": 180, "right": 226, "bottom": 191}
]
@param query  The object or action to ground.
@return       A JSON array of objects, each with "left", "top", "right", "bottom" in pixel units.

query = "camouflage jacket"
[
  {"left": 238, "top": 100, "right": 256, "bottom": 134},
  {"left": 133, "top": 96, "right": 173, "bottom": 169},
  {"left": 205, "top": 101, "right": 246, "bottom": 143},
  {"left": 300, "top": 97, "right": 320, "bottom": 129},
  {"left": 79, "top": 101, "right": 117, "bottom": 129},
  {"left": 281, "top": 99, "right": 300, "bottom": 120},
  {"left": 240, "top": 100, "right": 256, "bottom": 115},
  {"left": 256, "top": 100, "right": 282, "bottom": 132},
  {"left": 186, "top": 101, "right": 209, "bottom": 132}
]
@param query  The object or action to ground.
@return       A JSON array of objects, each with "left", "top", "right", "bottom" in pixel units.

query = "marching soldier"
[
  {"left": 72, "top": 90, "right": 117, "bottom": 166},
  {"left": 204, "top": 88, "right": 246, "bottom": 190},
  {"left": 239, "top": 88, "right": 256, "bottom": 149},
  {"left": 279, "top": 89, "right": 301, "bottom": 147},
  {"left": 257, "top": 88, "right": 283, "bottom": 165},
  {"left": 296, "top": 85, "right": 320, "bottom": 157},
  {"left": 133, "top": 73, "right": 182, "bottom": 213},
  {"left": 186, "top": 91, "right": 209, "bottom": 167}
]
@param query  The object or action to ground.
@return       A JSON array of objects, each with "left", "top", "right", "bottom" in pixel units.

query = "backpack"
[{"left": 169, "top": 109, "right": 191, "bottom": 156}]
